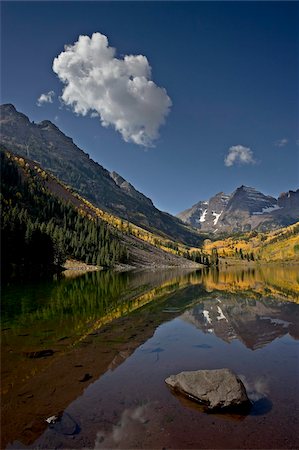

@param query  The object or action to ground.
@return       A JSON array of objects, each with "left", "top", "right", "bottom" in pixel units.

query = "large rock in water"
[{"left": 165, "top": 368, "right": 250, "bottom": 411}]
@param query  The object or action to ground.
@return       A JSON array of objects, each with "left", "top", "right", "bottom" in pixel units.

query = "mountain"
[
  {"left": 178, "top": 192, "right": 230, "bottom": 229},
  {"left": 178, "top": 185, "right": 299, "bottom": 233},
  {"left": 0, "top": 104, "right": 202, "bottom": 246},
  {"left": 1, "top": 150, "right": 201, "bottom": 279}
]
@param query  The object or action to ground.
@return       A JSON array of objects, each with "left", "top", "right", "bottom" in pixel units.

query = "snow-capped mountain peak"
[{"left": 177, "top": 186, "right": 299, "bottom": 233}]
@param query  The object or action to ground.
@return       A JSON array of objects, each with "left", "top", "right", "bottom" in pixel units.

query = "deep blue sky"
[{"left": 1, "top": 1, "right": 298, "bottom": 214}]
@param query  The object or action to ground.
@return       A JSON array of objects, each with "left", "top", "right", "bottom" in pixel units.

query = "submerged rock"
[
  {"left": 25, "top": 349, "right": 54, "bottom": 358},
  {"left": 51, "top": 412, "right": 80, "bottom": 435},
  {"left": 46, "top": 412, "right": 80, "bottom": 435},
  {"left": 79, "top": 373, "right": 92, "bottom": 382},
  {"left": 165, "top": 368, "right": 250, "bottom": 411}
]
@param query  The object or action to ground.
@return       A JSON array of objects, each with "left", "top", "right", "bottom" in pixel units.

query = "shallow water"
[{"left": 1, "top": 266, "right": 299, "bottom": 449}]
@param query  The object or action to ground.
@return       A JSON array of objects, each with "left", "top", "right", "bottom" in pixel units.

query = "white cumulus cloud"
[
  {"left": 37, "top": 90, "right": 55, "bottom": 106},
  {"left": 53, "top": 32, "right": 172, "bottom": 147},
  {"left": 224, "top": 145, "right": 256, "bottom": 167},
  {"left": 275, "top": 138, "right": 288, "bottom": 147}
]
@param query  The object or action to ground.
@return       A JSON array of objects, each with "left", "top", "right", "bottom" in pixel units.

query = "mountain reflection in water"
[{"left": 1, "top": 265, "right": 299, "bottom": 449}]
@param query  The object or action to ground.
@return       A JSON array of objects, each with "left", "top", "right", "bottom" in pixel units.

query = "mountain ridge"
[
  {"left": 178, "top": 185, "right": 299, "bottom": 233},
  {"left": 0, "top": 103, "right": 202, "bottom": 246},
  {"left": 1, "top": 104, "right": 297, "bottom": 237}
]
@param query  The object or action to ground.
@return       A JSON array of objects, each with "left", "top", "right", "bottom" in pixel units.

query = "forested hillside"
[
  {"left": 1, "top": 150, "right": 204, "bottom": 280},
  {"left": 1, "top": 151, "right": 128, "bottom": 280},
  {"left": 203, "top": 222, "right": 299, "bottom": 263}
]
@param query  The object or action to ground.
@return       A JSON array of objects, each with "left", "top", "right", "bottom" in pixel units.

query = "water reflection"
[
  {"left": 2, "top": 265, "right": 298, "bottom": 331},
  {"left": 1, "top": 265, "right": 299, "bottom": 449},
  {"left": 94, "top": 402, "right": 155, "bottom": 448},
  {"left": 199, "top": 265, "right": 299, "bottom": 302},
  {"left": 182, "top": 295, "right": 298, "bottom": 349}
]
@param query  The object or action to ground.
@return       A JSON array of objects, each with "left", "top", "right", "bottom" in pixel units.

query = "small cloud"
[
  {"left": 53, "top": 32, "right": 172, "bottom": 147},
  {"left": 275, "top": 138, "right": 288, "bottom": 147},
  {"left": 54, "top": 115, "right": 59, "bottom": 122},
  {"left": 224, "top": 145, "right": 256, "bottom": 167},
  {"left": 239, "top": 375, "right": 269, "bottom": 402},
  {"left": 94, "top": 403, "right": 156, "bottom": 448},
  {"left": 37, "top": 90, "right": 55, "bottom": 106}
]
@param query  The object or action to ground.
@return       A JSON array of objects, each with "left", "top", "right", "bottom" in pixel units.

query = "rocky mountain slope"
[
  {"left": 178, "top": 192, "right": 230, "bottom": 229},
  {"left": 0, "top": 104, "right": 202, "bottom": 246},
  {"left": 1, "top": 150, "right": 200, "bottom": 271},
  {"left": 178, "top": 185, "right": 299, "bottom": 233}
]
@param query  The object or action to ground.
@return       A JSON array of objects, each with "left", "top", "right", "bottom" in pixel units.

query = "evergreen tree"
[{"left": 1, "top": 151, "right": 130, "bottom": 280}]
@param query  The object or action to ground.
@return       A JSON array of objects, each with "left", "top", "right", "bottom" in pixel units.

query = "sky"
[{"left": 1, "top": 1, "right": 298, "bottom": 215}]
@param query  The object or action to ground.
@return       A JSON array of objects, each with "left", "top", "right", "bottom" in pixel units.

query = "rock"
[
  {"left": 165, "top": 368, "right": 250, "bottom": 411},
  {"left": 51, "top": 412, "right": 80, "bottom": 435},
  {"left": 45, "top": 412, "right": 80, "bottom": 435},
  {"left": 25, "top": 349, "right": 54, "bottom": 358},
  {"left": 79, "top": 373, "right": 92, "bottom": 382},
  {"left": 46, "top": 415, "right": 59, "bottom": 424}
]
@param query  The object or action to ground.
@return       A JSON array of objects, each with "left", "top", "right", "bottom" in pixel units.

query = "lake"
[{"left": 1, "top": 266, "right": 299, "bottom": 449}]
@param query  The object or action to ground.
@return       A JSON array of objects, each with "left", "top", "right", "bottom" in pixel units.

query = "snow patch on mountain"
[
  {"left": 253, "top": 205, "right": 282, "bottom": 215},
  {"left": 212, "top": 211, "right": 222, "bottom": 225},
  {"left": 203, "top": 310, "right": 212, "bottom": 324},
  {"left": 217, "top": 306, "right": 228, "bottom": 321},
  {"left": 199, "top": 209, "right": 208, "bottom": 223}
]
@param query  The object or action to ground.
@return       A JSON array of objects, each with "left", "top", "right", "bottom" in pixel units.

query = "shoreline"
[
  {"left": 62, "top": 258, "right": 203, "bottom": 277},
  {"left": 62, "top": 258, "right": 299, "bottom": 277}
]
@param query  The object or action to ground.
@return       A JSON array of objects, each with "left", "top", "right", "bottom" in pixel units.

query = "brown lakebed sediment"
[
  {"left": 2, "top": 270, "right": 196, "bottom": 448},
  {"left": 2, "top": 310, "right": 176, "bottom": 447}
]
